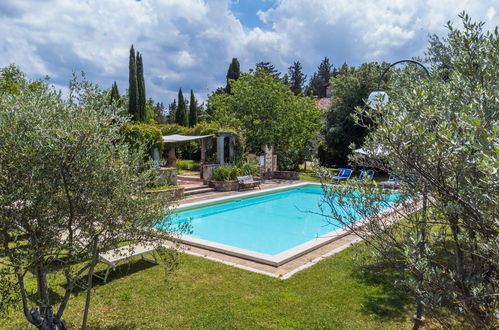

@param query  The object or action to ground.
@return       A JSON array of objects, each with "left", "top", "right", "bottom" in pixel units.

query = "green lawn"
[{"left": 1, "top": 243, "right": 413, "bottom": 329}]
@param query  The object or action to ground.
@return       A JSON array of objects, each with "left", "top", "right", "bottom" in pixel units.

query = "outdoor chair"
[
  {"left": 332, "top": 168, "right": 352, "bottom": 182},
  {"left": 357, "top": 169, "right": 375, "bottom": 181},
  {"left": 381, "top": 175, "right": 400, "bottom": 189},
  {"left": 237, "top": 175, "right": 261, "bottom": 190}
]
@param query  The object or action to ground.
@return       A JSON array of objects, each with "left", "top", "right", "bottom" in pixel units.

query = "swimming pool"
[{"left": 162, "top": 184, "right": 399, "bottom": 266}]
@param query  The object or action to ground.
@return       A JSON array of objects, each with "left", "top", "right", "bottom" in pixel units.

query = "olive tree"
[
  {"left": 0, "top": 67, "right": 185, "bottom": 329},
  {"left": 317, "top": 13, "right": 498, "bottom": 329}
]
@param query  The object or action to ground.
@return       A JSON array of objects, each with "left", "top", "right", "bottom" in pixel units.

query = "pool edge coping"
[{"left": 171, "top": 182, "right": 413, "bottom": 268}]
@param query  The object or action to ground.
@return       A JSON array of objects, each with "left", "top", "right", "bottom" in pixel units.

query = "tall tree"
[
  {"left": 320, "top": 62, "right": 382, "bottom": 166},
  {"left": 128, "top": 45, "right": 139, "bottom": 120},
  {"left": 306, "top": 72, "right": 320, "bottom": 96},
  {"left": 189, "top": 90, "right": 197, "bottom": 127},
  {"left": 109, "top": 81, "right": 120, "bottom": 105},
  {"left": 0, "top": 69, "right": 183, "bottom": 329},
  {"left": 288, "top": 61, "right": 307, "bottom": 95},
  {"left": 255, "top": 61, "right": 280, "bottom": 78},
  {"left": 175, "top": 88, "right": 188, "bottom": 126},
  {"left": 224, "top": 58, "right": 240, "bottom": 94},
  {"left": 319, "top": 13, "right": 498, "bottom": 329},
  {"left": 154, "top": 102, "right": 168, "bottom": 124},
  {"left": 308, "top": 57, "right": 333, "bottom": 97},
  {"left": 209, "top": 70, "right": 322, "bottom": 170},
  {"left": 167, "top": 99, "right": 177, "bottom": 124},
  {"left": 136, "top": 53, "right": 146, "bottom": 122}
]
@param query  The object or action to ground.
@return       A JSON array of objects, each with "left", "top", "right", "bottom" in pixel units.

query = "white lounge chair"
[{"left": 94, "top": 243, "right": 158, "bottom": 282}]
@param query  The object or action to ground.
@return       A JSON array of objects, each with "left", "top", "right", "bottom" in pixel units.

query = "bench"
[{"left": 237, "top": 175, "right": 261, "bottom": 191}]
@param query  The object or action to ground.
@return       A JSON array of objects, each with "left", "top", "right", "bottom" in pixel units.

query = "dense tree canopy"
[
  {"left": 320, "top": 13, "right": 498, "bottom": 329},
  {"left": 208, "top": 70, "right": 322, "bottom": 169},
  {"left": 0, "top": 68, "right": 181, "bottom": 329}
]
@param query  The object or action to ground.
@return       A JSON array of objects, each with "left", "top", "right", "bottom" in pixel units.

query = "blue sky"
[{"left": 0, "top": 0, "right": 497, "bottom": 104}]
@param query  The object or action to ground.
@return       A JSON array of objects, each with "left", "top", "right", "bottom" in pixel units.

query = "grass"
[
  {"left": 146, "top": 185, "right": 177, "bottom": 191},
  {"left": 176, "top": 159, "right": 200, "bottom": 171},
  {"left": 0, "top": 243, "right": 414, "bottom": 329}
]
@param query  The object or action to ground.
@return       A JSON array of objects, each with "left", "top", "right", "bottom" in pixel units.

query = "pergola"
[{"left": 162, "top": 132, "right": 237, "bottom": 168}]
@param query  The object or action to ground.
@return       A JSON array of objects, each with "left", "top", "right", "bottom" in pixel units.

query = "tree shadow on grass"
[
  {"left": 66, "top": 259, "right": 159, "bottom": 293},
  {"left": 352, "top": 263, "right": 414, "bottom": 321}
]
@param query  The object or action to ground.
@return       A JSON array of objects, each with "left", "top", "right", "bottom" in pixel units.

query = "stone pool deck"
[{"left": 160, "top": 180, "right": 361, "bottom": 279}]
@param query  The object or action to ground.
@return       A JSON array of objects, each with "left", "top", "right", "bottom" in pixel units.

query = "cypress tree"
[
  {"left": 136, "top": 53, "right": 146, "bottom": 122},
  {"left": 110, "top": 81, "right": 121, "bottom": 105},
  {"left": 128, "top": 45, "right": 139, "bottom": 120},
  {"left": 189, "top": 90, "right": 197, "bottom": 127},
  {"left": 224, "top": 58, "right": 240, "bottom": 94},
  {"left": 175, "top": 88, "right": 188, "bottom": 126},
  {"left": 167, "top": 100, "right": 177, "bottom": 124},
  {"left": 288, "top": 61, "right": 307, "bottom": 95}
]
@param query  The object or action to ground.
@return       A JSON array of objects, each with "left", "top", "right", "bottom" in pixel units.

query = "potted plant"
[{"left": 209, "top": 165, "right": 240, "bottom": 191}]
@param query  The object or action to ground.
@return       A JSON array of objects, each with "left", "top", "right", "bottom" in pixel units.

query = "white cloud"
[{"left": 0, "top": 0, "right": 497, "bottom": 104}]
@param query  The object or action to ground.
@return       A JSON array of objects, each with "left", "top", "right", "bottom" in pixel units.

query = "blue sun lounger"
[
  {"left": 357, "top": 169, "right": 375, "bottom": 181},
  {"left": 332, "top": 168, "right": 352, "bottom": 182}
]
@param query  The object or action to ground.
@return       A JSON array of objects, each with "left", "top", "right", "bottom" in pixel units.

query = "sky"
[{"left": 0, "top": 0, "right": 497, "bottom": 104}]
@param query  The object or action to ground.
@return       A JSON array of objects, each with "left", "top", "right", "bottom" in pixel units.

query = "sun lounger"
[
  {"left": 94, "top": 243, "right": 158, "bottom": 282},
  {"left": 381, "top": 175, "right": 400, "bottom": 189},
  {"left": 332, "top": 168, "right": 352, "bottom": 182},
  {"left": 237, "top": 175, "right": 261, "bottom": 190},
  {"left": 357, "top": 169, "right": 375, "bottom": 181}
]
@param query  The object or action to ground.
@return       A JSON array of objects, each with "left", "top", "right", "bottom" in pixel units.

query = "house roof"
[{"left": 316, "top": 98, "right": 332, "bottom": 110}]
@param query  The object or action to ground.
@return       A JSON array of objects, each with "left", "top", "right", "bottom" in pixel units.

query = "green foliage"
[
  {"left": 307, "top": 57, "right": 333, "bottom": 97},
  {"left": 321, "top": 62, "right": 386, "bottom": 166},
  {"left": 175, "top": 88, "right": 188, "bottom": 126},
  {"left": 0, "top": 69, "right": 183, "bottom": 328},
  {"left": 128, "top": 45, "right": 139, "bottom": 120},
  {"left": 255, "top": 61, "right": 280, "bottom": 78},
  {"left": 122, "top": 122, "right": 163, "bottom": 157},
  {"left": 225, "top": 58, "right": 240, "bottom": 94},
  {"left": 189, "top": 90, "right": 197, "bottom": 127},
  {"left": 320, "top": 13, "right": 498, "bottom": 329},
  {"left": 136, "top": 53, "right": 146, "bottom": 122},
  {"left": 209, "top": 70, "right": 322, "bottom": 170},
  {"left": 211, "top": 161, "right": 257, "bottom": 181},
  {"left": 176, "top": 159, "right": 200, "bottom": 171},
  {"left": 110, "top": 81, "right": 121, "bottom": 105},
  {"left": 288, "top": 61, "right": 307, "bottom": 95}
]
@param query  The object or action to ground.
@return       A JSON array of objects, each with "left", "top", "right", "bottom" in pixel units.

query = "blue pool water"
[{"left": 164, "top": 185, "right": 398, "bottom": 256}]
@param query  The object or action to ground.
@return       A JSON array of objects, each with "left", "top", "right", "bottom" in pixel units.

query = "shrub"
[
  {"left": 211, "top": 161, "right": 258, "bottom": 181},
  {"left": 176, "top": 160, "right": 200, "bottom": 171}
]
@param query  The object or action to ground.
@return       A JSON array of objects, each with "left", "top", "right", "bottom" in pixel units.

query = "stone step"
[
  {"left": 184, "top": 184, "right": 209, "bottom": 192},
  {"left": 177, "top": 175, "right": 203, "bottom": 182},
  {"left": 184, "top": 187, "right": 215, "bottom": 196}
]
